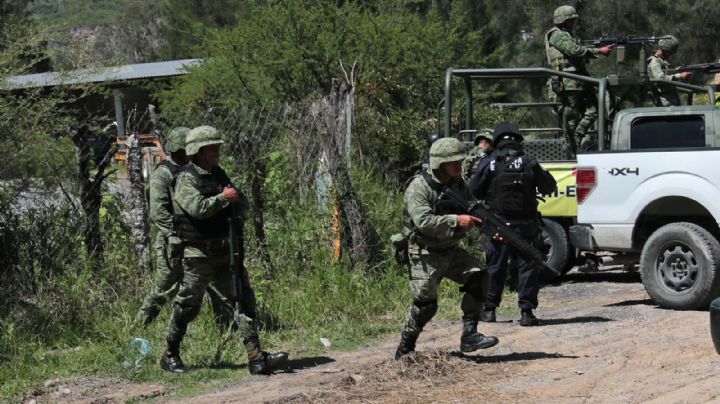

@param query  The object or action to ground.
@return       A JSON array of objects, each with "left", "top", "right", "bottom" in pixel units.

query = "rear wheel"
[
  {"left": 540, "top": 218, "right": 570, "bottom": 281},
  {"left": 640, "top": 222, "right": 720, "bottom": 310}
]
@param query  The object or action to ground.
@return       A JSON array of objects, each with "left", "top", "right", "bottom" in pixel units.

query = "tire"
[
  {"left": 640, "top": 222, "right": 720, "bottom": 310},
  {"left": 540, "top": 218, "right": 570, "bottom": 281}
]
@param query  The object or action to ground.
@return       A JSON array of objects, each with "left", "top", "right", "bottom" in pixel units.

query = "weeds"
[{"left": 0, "top": 163, "right": 517, "bottom": 401}]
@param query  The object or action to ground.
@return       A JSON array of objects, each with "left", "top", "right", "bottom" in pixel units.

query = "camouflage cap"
[
  {"left": 429, "top": 137, "right": 465, "bottom": 170},
  {"left": 658, "top": 35, "right": 679, "bottom": 54},
  {"left": 185, "top": 125, "right": 224, "bottom": 155},
  {"left": 474, "top": 129, "right": 493, "bottom": 146},
  {"left": 165, "top": 126, "right": 190, "bottom": 153},
  {"left": 553, "top": 5, "right": 578, "bottom": 25}
]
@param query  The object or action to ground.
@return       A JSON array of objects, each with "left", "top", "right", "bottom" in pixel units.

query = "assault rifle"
[
  {"left": 580, "top": 35, "right": 668, "bottom": 49},
  {"left": 669, "top": 63, "right": 720, "bottom": 85},
  {"left": 580, "top": 35, "right": 668, "bottom": 67},
  {"left": 438, "top": 187, "right": 560, "bottom": 277},
  {"left": 228, "top": 189, "right": 247, "bottom": 326}
]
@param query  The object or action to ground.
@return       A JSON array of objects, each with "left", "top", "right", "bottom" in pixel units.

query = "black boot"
[
  {"left": 519, "top": 309, "right": 540, "bottom": 326},
  {"left": 245, "top": 336, "right": 289, "bottom": 375},
  {"left": 248, "top": 351, "right": 290, "bottom": 375},
  {"left": 394, "top": 331, "right": 418, "bottom": 360},
  {"left": 460, "top": 317, "right": 499, "bottom": 352},
  {"left": 160, "top": 339, "right": 187, "bottom": 373},
  {"left": 480, "top": 307, "right": 496, "bottom": 323}
]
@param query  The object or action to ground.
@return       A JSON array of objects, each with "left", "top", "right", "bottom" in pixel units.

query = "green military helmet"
[
  {"left": 553, "top": 5, "right": 578, "bottom": 25},
  {"left": 165, "top": 126, "right": 190, "bottom": 153},
  {"left": 429, "top": 137, "right": 466, "bottom": 170},
  {"left": 185, "top": 125, "right": 224, "bottom": 155},
  {"left": 474, "top": 129, "right": 493, "bottom": 146},
  {"left": 658, "top": 35, "right": 679, "bottom": 54}
]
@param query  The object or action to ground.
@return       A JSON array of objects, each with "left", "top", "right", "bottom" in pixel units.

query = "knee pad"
[
  {"left": 460, "top": 271, "right": 489, "bottom": 301},
  {"left": 172, "top": 303, "right": 202, "bottom": 331},
  {"left": 411, "top": 300, "right": 438, "bottom": 327}
]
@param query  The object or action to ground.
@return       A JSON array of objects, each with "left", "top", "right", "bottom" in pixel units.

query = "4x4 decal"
[{"left": 608, "top": 168, "right": 639, "bottom": 176}]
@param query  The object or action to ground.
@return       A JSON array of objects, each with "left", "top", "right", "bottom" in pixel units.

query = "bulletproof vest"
[
  {"left": 156, "top": 159, "right": 185, "bottom": 215},
  {"left": 545, "top": 27, "right": 568, "bottom": 70},
  {"left": 157, "top": 159, "right": 184, "bottom": 179},
  {"left": 489, "top": 152, "right": 537, "bottom": 218},
  {"left": 647, "top": 55, "right": 671, "bottom": 76},
  {"left": 545, "top": 27, "right": 582, "bottom": 72},
  {"left": 401, "top": 171, "right": 465, "bottom": 239},
  {"left": 173, "top": 164, "right": 232, "bottom": 241},
  {"left": 647, "top": 55, "right": 675, "bottom": 95}
]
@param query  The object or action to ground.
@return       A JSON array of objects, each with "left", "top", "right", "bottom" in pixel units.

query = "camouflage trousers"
[
  {"left": 166, "top": 247, "right": 258, "bottom": 344},
  {"left": 401, "top": 243, "right": 489, "bottom": 337},
  {"left": 134, "top": 235, "right": 229, "bottom": 327},
  {"left": 134, "top": 234, "right": 185, "bottom": 327},
  {"left": 559, "top": 88, "right": 598, "bottom": 150}
]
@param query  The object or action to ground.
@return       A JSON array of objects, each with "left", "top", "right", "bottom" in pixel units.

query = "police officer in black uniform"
[{"left": 470, "top": 122, "right": 557, "bottom": 326}]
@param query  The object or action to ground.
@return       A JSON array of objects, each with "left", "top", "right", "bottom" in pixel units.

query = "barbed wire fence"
[
  {"left": 201, "top": 82, "right": 381, "bottom": 273},
  {"left": 1, "top": 75, "right": 385, "bottom": 308}
]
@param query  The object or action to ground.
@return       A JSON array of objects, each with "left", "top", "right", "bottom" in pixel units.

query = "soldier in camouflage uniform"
[
  {"left": 395, "top": 137, "right": 499, "bottom": 360},
  {"left": 134, "top": 127, "right": 191, "bottom": 327},
  {"left": 134, "top": 128, "right": 229, "bottom": 328},
  {"left": 545, "top": 5, "right": 614, "bottom": 153},
  {"left": 161, "top": 126, "right": 288, "bottom": 375},
  {"left": 462, "top": 131, "right": 493, "bottom": 182},
  {"left": 647, "top": 35, "right": 692, "bottom": 106}
]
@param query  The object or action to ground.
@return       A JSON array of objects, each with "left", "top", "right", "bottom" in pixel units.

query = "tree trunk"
[
  {"left": 72, "top": 127, "right": 104, "bottom": 271},
  {"left": 311, "top": 78, "right": 381, "bottom": 270},
  {"left": 126, "top": 135, "right": 152, "bottom": 273},
  {"left": 236, "top": 135, "right": 275, "bottom": 278}
]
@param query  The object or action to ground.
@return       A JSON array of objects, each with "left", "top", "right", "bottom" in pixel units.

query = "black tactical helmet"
[
  {"left": 426, "top": 133, "right": 441, "bottom": 148},
  {"left": 492, "top": 122, "right": 524, "bottom": 146}
]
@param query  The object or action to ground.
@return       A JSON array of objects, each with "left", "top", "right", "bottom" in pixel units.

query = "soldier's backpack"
[{"left": 489, "top": 153, "right": 537, "bottom": 218}]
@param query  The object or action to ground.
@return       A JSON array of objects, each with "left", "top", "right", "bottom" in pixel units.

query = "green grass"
[
  {"left": 0, "top": 163, "right": 518, "bottom": 401},
  {"left": 0, "top": 263, "right": 512, "bottom": 401}
]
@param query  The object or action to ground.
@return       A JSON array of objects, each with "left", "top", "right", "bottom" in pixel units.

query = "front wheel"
[{"left": 640, "top": 222, "right": 720, "bottom": 310}]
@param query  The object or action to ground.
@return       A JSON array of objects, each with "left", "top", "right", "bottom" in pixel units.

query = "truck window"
[{"left": 630, "top": 116, "right": 706, "bottom": 149}]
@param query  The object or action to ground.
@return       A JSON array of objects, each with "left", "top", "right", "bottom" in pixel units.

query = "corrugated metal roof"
[{"left": 3, "top": 59, "right": 203, "bottom": 90}]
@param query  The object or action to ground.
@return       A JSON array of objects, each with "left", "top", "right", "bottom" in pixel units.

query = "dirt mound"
[
  {"left": 348, "top": 350, "right": 465, "bottom": 384},
  {"left": 275, "top": 350, "right": 508, "bottom": 403}
]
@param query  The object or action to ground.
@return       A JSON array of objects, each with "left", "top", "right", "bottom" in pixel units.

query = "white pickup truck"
[
  {"left": 441, "top": 67, "right": 718, "bottom": 309},
  {"left": 571, "top": 105, "right": 720, "bottom": 309}
]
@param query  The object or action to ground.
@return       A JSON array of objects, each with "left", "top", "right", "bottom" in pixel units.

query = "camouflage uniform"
[
  {"left": 395, "top": 138, "right": 498, "bottom": 359},
  {"left": 462, "top": 146, "right": 488, "bottom": 183},
  {"left": 647, "top": 36, "right": 683, "bottom": 106},
  {"left": 162, "top": 126, "right": 287, "bottom": 375},
  {"left": 545, "top": 6, "right": 600, "bottom": 151},
  {"left": 135, "top": 127, "right": 190, "bottom": 326},
  {"left": 166, "top": 161, "right": 254, "bottom": 342},
  {"left": 462, "top": 131, "right": 492, "bottom": 182}
]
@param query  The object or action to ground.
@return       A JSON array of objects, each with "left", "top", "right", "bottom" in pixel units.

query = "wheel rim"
[
  {"left": 542, "top": 229, "right": 553, "bottom": 259},
  {"left": 656, "top": 242, "right": 700, "bottom": 293}
]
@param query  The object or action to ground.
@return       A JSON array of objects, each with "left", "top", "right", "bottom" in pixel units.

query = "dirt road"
[
  {"left": 178, "top": 270, "right": 720, "bottom": 404},
  {"left": 30, "top": 269, "right": 720, "bottom": 403}
]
